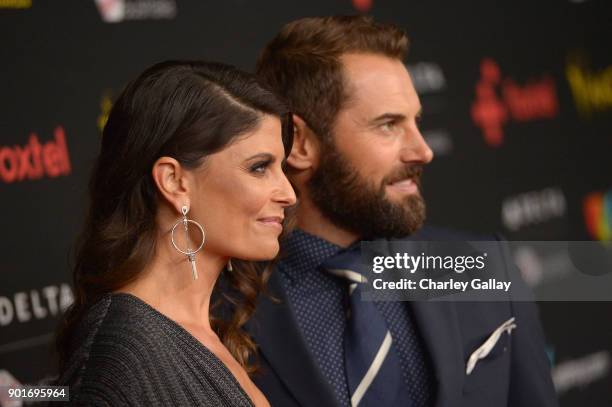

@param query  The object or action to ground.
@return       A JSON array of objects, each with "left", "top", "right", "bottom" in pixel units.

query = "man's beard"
[{"left": 307, "top": 141, "right": 426, "bottom": 239}]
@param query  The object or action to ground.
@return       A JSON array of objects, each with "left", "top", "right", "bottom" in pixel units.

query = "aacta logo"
[
  {"left": 471, "top": 58, "right": 559, "bottom": 147},
  {"left": 583, "top": 189, "right": 611, "bottom": 241},
  {"left": 0, "top": 126, "right": 72, "bottom": 184}
]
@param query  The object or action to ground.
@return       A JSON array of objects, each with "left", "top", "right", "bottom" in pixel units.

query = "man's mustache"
[{"left": 383, "top": 165, "right": 423, "bottom": 187}]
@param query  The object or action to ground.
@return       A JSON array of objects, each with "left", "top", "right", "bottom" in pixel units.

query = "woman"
[{"left": 55, "top": 61, "right": 296, "bottom": 406}]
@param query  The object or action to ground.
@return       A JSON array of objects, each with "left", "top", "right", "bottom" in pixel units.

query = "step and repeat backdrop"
[{"left": 1, "top": 0, "right": 611, "bottom": 405}]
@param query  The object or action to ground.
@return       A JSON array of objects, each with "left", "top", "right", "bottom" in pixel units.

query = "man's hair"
[{"left": 256, "top": 15, "right": 409, "bottom": 141}]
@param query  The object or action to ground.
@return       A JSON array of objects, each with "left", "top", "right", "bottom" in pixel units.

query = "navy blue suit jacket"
[{"left": 245, "top": 227, "right": 559, "bottom": 407}]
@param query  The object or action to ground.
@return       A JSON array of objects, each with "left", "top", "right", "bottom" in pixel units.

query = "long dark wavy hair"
[{"left": 56, "top": 60, "right": 293, "bottom": 373}]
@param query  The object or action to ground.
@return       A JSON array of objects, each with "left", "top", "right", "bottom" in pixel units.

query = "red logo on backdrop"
[
  {"left": 0, "top": 126, "right": 72, "bottom": 184},
  {"left": 471, "top": 58, "right": 559, "bottom": 147},
  {"left": 352, "top": 0, "right": 373, "bottom": 12}
]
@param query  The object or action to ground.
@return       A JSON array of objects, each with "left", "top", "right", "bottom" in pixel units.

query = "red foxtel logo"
[
  {"left": 0, "top": 126, "right": 72, "bottom": 184},
  {"left": 471, "top": 58, "right": 559, "bottom": 147}
]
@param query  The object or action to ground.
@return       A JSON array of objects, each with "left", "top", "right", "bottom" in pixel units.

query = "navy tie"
[{"left": 322, "top": 246, "right": 414, "bottom": 407}]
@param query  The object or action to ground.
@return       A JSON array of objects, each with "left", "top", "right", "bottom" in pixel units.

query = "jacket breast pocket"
[{"left": 462, "top": 332, "right": 512, "bottom": 395}]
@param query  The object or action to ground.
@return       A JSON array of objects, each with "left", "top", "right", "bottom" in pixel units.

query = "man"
[{"left": 246, "top": 16, "right": 558, "bottom": 407}]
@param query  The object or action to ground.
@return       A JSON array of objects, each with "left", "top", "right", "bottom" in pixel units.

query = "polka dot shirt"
[{"left": 277, "top": 230, "right": 436, "bottom": 407}]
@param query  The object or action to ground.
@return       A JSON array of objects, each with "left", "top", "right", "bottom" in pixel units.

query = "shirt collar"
[{"left": 278, "top": 229, "right": 344, "bottom": 284}]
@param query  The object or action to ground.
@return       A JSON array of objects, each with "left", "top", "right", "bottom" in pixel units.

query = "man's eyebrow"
[{"left": 369, "top": 113, "right": 406, "bottom": 125}]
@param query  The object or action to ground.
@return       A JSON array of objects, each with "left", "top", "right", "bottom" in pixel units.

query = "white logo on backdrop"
[
  {"left": 408, "top": 62, "right": 447, "bottom": 94},
  {"left": 0, "top": 284, "right": 73, "bottom": 326},
  {"left": 407, "top": 62, "right": 452, "bottom": 156},
  {"left": 553, "top": 351, "right": 611, "bottom": 394},
  {"left": 94, "top": 0, "right": 176, "bottom": 23},
  {"left": 502, "top": 187, "right": 567, "bottom": 232}
]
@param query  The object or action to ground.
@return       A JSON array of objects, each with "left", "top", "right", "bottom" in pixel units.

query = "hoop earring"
[
  {"left": 227, "top": 259, "right": 233, "bottom": 272},
  {"left": 171, "top": 205, "right": 205, "bottom": 280}
]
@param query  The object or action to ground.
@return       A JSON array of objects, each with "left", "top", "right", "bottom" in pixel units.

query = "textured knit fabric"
[
  {"left": 56, "top": 293, "right": 254, "bottom": 406},
  {"left": 277, "top": 230, "right": 436, "bottom": 407}
]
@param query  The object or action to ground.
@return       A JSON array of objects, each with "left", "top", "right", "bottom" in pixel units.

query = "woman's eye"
[{"left": 250, "top": 161, "right": 270, "bottom": 174}]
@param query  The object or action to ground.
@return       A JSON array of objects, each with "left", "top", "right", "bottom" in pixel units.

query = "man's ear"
[
  {"left": 151, "top": 156, "right": 191, "bottom": 214},
  {"left": 287, "top": 114, "right": 320, "bottom": 171}
]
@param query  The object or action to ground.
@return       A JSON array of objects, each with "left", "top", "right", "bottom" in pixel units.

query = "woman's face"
[{"left": 189, "top": 115, "right": 296, "bottom": 261}]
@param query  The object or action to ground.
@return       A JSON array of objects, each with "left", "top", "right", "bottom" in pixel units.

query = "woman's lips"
[{"left": 257, "top": 216, "right": 284, "bottom": 231}]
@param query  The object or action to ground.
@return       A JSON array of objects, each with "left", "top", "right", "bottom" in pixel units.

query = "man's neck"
[{"left": 295, "top": 198, "right": 360, "bottom": 248}]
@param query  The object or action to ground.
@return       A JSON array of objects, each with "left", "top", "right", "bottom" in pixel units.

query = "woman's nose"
[{"left": 275, "top": 173, "right": 297, "bottom": 206}]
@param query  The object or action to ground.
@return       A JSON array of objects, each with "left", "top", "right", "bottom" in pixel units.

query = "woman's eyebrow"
[{"left": 243, "top": 152, "right": 276, "bottom": 162}]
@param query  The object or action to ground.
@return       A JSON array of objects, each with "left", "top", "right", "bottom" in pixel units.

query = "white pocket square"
[{"left": 466, "top": 317, "right": 517, "bottom": 375}]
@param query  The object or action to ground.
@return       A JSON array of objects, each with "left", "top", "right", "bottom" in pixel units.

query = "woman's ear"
[
  {"left": 151, "top": 156, "right": 190, "bottom": 214},
  {"left": 287, "top": 114, "right": 320, "bottom": 171}
]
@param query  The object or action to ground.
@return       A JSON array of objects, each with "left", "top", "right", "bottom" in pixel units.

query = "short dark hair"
[{"left": 257, "top": 15, "right": 408, "bottom": 140}]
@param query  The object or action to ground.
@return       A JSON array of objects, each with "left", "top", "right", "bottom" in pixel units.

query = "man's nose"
[{"left": 400, "top": 127, "right": 434, "bottom": 164}]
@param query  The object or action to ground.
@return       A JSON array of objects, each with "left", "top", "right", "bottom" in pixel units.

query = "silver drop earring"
[
  {"left": 171, "top": 205, "right": 205, "bottom": 280},
  {"left": 227, "top": 259, "right": 233, "bottom": 272}
]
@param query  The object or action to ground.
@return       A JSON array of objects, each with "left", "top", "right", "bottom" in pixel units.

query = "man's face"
[{"left": 307, "top": 53, "right": 434, "bottom": 239}]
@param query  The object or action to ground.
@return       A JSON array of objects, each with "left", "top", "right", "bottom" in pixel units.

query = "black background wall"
[{"left": 1, "top": 0, "right": 611, "bottom": 405}]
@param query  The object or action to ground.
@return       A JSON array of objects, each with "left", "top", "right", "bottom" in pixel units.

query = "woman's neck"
[{"left": 118, "top": 238, "right": 226, "bottom": 334}]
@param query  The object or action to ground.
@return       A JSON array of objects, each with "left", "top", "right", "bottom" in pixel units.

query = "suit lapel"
[
  {"left": 247, "top": 272, "right": 337, "bottom": 407},
  {"left": 394, "top": 235, "right": 465, "bottom": 407},
  {"left": 411, "top": 300, "right": 465, "bottom": 407}
]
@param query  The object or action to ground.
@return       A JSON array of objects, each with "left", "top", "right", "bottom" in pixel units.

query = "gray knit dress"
[{"left": 57, "top": 293, "right": 255, "bottom": 406}]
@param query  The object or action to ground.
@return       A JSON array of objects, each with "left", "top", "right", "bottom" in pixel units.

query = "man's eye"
[{"left": 381, "top": 121, "right": 396, "bottom": 132}]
